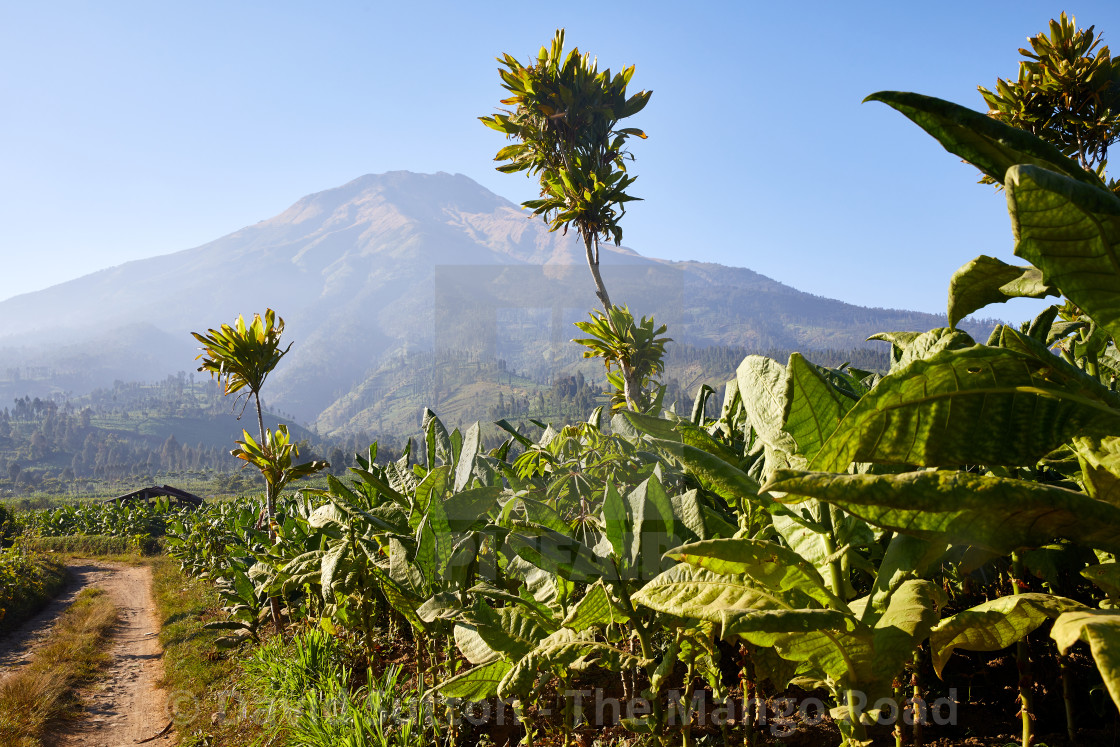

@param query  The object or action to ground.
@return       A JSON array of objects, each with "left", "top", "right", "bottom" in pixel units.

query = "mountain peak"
[
  {"left": 272, "top": 171, "right": 514, "bottom": 230},
  {"left": 0, "top": 171, "right": 967, "bottom": 435}
]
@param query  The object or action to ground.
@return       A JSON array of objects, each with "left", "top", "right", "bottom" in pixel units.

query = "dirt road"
[{"left": 0, "top": 561, "right": 176, "bottom": 746}]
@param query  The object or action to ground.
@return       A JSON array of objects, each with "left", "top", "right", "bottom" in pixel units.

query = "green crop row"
[
  {"left": 161, "top": 77, "right": 1120, "bottom": 746},
  {"left": 0, "top": 546, "right": 66, "bottom": 634}
]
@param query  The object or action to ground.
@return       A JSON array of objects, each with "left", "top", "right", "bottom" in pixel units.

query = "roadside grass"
[
  {"left": 0, "top": 548, "right": 66, "bottom": 635},
  {"left": 0, "top": 587, "right": 118, "bottom": 747},
  {"left": 149, "top": 555, "right": 264, "bottom": 746}
]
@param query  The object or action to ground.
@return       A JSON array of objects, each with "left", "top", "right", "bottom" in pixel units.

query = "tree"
[
  {"left": 193, "top": 309, "right": 328, "bottom": 629},
  {"left": 980, "top": 12, "right": 1120, "bottom": 180},
  {"left": 328, "top": 447, "right": 346, "bottom": 475},
  {"left": 482, "top": 30, "right": 669, "bottom": 410},
  {"left": 193, "top": 309, "right": 291, "bottom": 447}
]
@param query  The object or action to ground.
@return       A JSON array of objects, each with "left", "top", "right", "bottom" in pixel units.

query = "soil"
[{"left": 0, "top": 560, "right": 176, "bottom": 746}]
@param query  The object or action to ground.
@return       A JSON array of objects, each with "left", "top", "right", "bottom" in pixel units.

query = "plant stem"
[
  {"left": 740, "top": 646, "right": 754, "bottom": 747},
  {"left": 819, "top": 503, "right": 846, "bottom": 601},
  {"left": 1061, "top": 653, "right": 1077, "bottom": 744},
  {"left": 580, "top": 232, "right": 642, "bottom": 410},
  {"left": 581, "top": 232, "right": 613, "bottom": 316},
  {"left": 682, "top": 654, "right": 697, "bottom": 747},
  {"left": 894, "top": 673, "right": 905, "bottom": 747},
  {"left": 820, "top": 504, "right": 866, "bottom": 741},
  {"left": 254, "top": 389, "right": 283, "bottom": 631},
  {"left": 912, "top": 645, "right": 925, "bottom": 747},
  {"left": 1011, "top": 552, "right": 1034, "bottom": 747}
]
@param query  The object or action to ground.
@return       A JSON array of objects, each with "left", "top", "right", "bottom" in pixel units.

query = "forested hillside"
[{"left": 0, "top": 375, "right": 321, "bottom": 498}]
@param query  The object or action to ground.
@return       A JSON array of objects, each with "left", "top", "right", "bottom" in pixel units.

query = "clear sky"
[{"left": 1, "top": 1, "right": 1117, "bottom": 318}]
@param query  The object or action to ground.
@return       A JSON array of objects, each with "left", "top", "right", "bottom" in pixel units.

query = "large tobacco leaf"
[
  {"left": 722, "top": 579, "right": 943, "bottom": 698},
  {"left": 865, "top": 91, "right": 1099, "bottom": 187},
  {"left": 647, "top": 437, "right": 763, "bottom": 504},
  {"left": 612, "top": 410, "right": 739, "bottom": 463},
  {"left": 1073, "top": 435, "right": 1120, "bottom": 507},
  {"left": 947, "top": 255, "right": 1058, "bottom": 328},
  {"left": 435, "top": 659, "right": 512, "bottom": 701},
  {"left": 1052, "top": 610, "right": 1120, "bottom": 712},
  {"left": 506, "top": 524, "right": 614, "bottom": 584},
  {"left": 665, "top": 538, "right": 845, "bottom": 610},
  {"left": 783, "top": 353, "right": 857, "bottom": 460},
  {"left": 737, "top": 355, "right": 797, "bottom": 453},
  {"left": 630, "top": 564, "right": 822, "bottom": 622},
  {"left": 930, "top": 593, "right": 1086, "bottom": 677},
  {"left": 1006, "top": 164, "right": 1120, "bottom": 341},
  {"left": 764, "top": 469, "right": 1120, "bottom": 555},
  {"left": 562, "top": 580, "right": 630, "bottom": 631},
  {"left": 498, "top": 629, "right": 648, "bottom": 698},
  {"left": 808, "top": 345, "right": 1120, "bottom": 472}
]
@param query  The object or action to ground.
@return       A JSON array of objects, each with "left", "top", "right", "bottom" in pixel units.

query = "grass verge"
[
  {"left": 0, "top": 547, "right": 66, "bottom": 635},
  {"left": 149, "top": 555, "right": 263, "bottom": 746},
  {"left": 0, "top": 587, "right": 118, "bottom": 747}
]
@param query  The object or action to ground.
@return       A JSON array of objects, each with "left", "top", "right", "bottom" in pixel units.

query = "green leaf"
[
  {"left": 612, "top": 410, "right": 739, "bottom": 463},
  {"left": 783, "top": 353, "right": 857, "bottom": 460},
  {"left": 562, "top": 580, "right": 630, "bottom": 631},
  {"left": 667, "top": 538, "right": 843, "bottom": 610},
  {"left": 628, "top": 475, "right": 676, "bottom": 576},
  {"left": 865, "top": 534, "right": 947, "bottom": 624},
  {"left": 350, "top": 467, "right": 406, "bottom": 505},
  {"left": 454, "top": 622, "right": 501, "bottom": 665},
  {"left": 370, "top": 564, "right": 426, "bottom": 632},
  {"left": 499, "top": 633, "right": 649, "bottom": 699},
  {"left": 416, "top": 592, "right": 461, "bottom": 624},
  {"left": 866, "top": 91, "right": 1099, "bottom": 186},
  {"left": 475, "top": 607, "right": 553, "bottom": 661},
  {"left": 737, "top": 356, "right": 796, "bottom": 452},
  {"left": 721, "top": 608, "right": 858, "bottom": 638},
  {"left": 670, "top": 489, "right": 709, "bottom": 544},
  {"left": 809, "top": 345, "right": 1120, "bottom": 472},
  {"left": 647, "top": 438, "right": 763, "bottom": 506},
  {"left": 1007, "top": 165, "right": 1120, "bottom": 340},
  {"left": 631, "top": 564, "right": 820, "bottom": 622},
  {"left": 602, "top": 478, "right": 628, "bottom": 559},
  {"left": 434, "top": 660, "right": 512, "bottom": 702},
  {"left": 947, "top": 255, "right": 1059, "bottom": 328},
  {"left": 468, "top": 582, "right": 558, "bottom": 629},
  {"left": 320, "top": 542, "right": 349, "bottom": 601},
  {"left": 731, "top": 624, "right": 871, "bottom": 694},
  {"left": 1082, "top": 563, "right": 1120, "bottom": 600},
  {"left": 871, "top": 580, "right": 946, "bottom": 682},
  {"left": 1052, "top": 610, "right": 1120, "bottom": 712},
  {"left": 1073, "top": 436, "right": 1120, "bottom": 507},
  {"left": 766, "top": 469, "right": 1120, "bottom": 556},
  {"left": 423, "top": 409, "right": 452, "bottom": 469},
  {"left": 454, "top": 422, "right": 481, "bottom": 492},
  {"left": 891, "top": 328, "right": 976, "bottom": 371},
  {"left": 443, "top": 486, "right": 504, "bottom": 532},
  {"left": 931, "top": 593, "right": 1086, "bottom": 677},
  {"left": 507, "top": 524, "right": 613, "bottom": 584}
]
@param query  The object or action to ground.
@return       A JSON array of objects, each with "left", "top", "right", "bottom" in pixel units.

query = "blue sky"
[{"left": 1, "top": 1, "right": 1117, "bottom": 319}]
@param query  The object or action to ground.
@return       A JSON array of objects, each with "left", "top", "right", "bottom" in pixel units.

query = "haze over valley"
[{"left": 0, "top": 170, "right": 992, "bottom": 447}]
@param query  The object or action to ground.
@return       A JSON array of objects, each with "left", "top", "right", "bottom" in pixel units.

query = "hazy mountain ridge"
[{"left": 0, "top": 171, "right": 977, "bottom": 436}]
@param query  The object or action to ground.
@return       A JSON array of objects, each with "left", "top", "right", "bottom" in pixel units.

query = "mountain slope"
[{"left": 0, "top": 171, "right": 970, "bottom": 433}]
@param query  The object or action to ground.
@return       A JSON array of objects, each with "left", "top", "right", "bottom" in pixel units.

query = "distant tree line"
[{"left": 0, "top": 373, "right": 331, "bottom": 496}]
